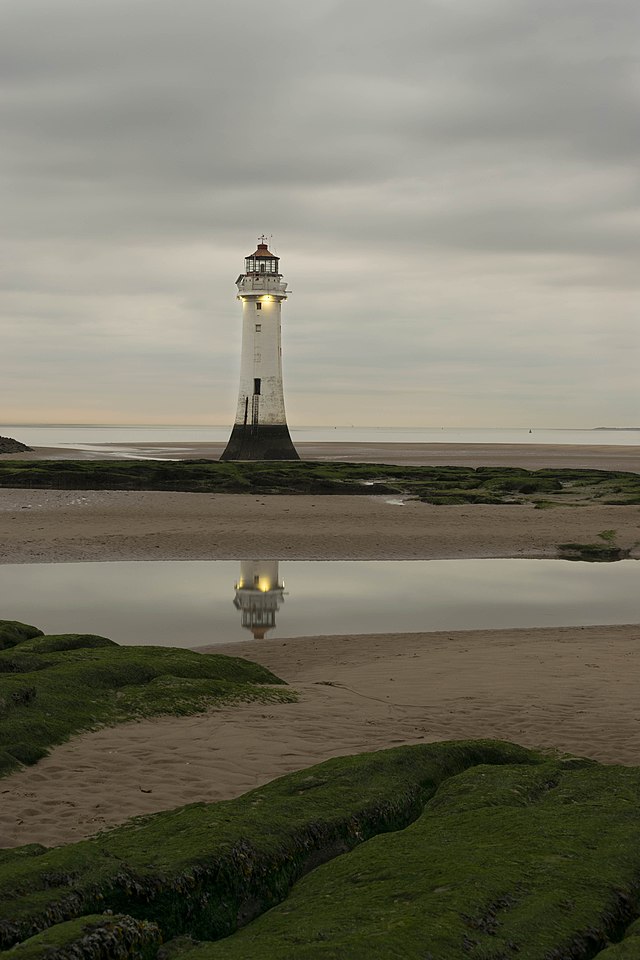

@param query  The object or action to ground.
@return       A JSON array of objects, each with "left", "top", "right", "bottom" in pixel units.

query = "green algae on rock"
[
  {"left": 191, "top": 758, "right": 640, "bottom": 959},
  {"left": 0, "top": 622, "right": 43, "bottom": 651},
  {"left": 1, "top": 460, "right": 640, "bottom": 505},
  {"left": 0, "top": 741, "right": 535, "bottom": 951},
  {"left": 4, "top": 741, "right": 640, "bottom": 958},
  {"left": 0, "top": 620, "right": 294, "bottom": 777},
  {"left": 597, "top": 918, "right": 640, "bottom": 957},
  {"left": 0, "top": 915, "right": 161, "bottom": 960},
  {"left": 558, "top": 541, "right": 632, "bottom": 562}
]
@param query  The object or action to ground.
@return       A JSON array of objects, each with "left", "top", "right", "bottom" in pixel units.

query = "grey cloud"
[{"left": 0, "top": 0, "right": 638, "bottom": 427}]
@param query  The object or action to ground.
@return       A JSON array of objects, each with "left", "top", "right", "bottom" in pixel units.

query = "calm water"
[
  {"left": 0, "top": 559, "right": 637, "bottom": 647},
  {"left": 2, "top": 424, "right": 640, "bottom": 451}
]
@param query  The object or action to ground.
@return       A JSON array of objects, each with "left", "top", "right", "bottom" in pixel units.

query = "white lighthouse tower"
[
  {"left": 221, "top": 238, "right": 299, "bottom": 460},
  {"left": 233, "top": 560, "right": 285, "bottom": 640}
]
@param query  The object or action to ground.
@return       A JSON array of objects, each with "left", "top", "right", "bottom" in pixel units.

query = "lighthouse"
[
  {"left": 233, "top": 560, "right": 285, "bottom": 640},
  {"left": 220, "top": 238, "right": 299, "bottom": 460}
]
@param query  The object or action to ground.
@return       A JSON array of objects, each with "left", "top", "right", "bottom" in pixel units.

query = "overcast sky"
[{"left": 1, "top": 0, "right": 638, "bottom": 428}]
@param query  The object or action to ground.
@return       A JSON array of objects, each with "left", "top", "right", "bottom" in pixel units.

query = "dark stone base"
[{"left": 220, "top": 423, "right": 300, "bottom": 461}]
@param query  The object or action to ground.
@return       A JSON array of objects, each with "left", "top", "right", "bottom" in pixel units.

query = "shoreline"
[
  {"left": 1, "top": 622, "right": 638, "bottom": 848},
  {"left": 1, "top": 439, "right": 639, "bottom": 470}
]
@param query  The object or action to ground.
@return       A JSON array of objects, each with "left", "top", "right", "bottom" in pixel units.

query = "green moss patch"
[
  {"left": 0, "top": 914, "right": 161, "bottom": 960},
  {"left": 4, "top": 742, "right": 640, "bottom": 958},
  {"left": 1, "top": 460, "right": 640, "bottom": 505},
  {"left": 598, "top": 917, "right": 640, "bottom": 957},
  {"left": 0, "top": 741, "right": 534, "bottom": 950},
  {"left": 558, "top": 541, "right": 631, "bottom": 562},
  {"left": 0, "top": 620, "right": 294, "bottom": 778},
  {"left": 0, "top": 623, "right": 43, "bottom": 652},
  {"left": 192, "top": 756, "right": 640, "bottom": 959}
]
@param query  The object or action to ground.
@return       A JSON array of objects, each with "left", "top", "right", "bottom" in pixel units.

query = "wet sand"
[
  {"left": 0, "top": 489, "right": 639, "bottom": 562},
  {"left": 1, "top": 623, "right": 638, "bottom": 848}
]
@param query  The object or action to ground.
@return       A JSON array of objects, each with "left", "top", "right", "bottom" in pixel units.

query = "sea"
[{"left": 1, "top": 424, "right": 639, "bottom": 451}]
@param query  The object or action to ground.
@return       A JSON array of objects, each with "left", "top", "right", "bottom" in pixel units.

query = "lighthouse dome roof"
[{"left": 247, "top": 242, "right": 278, "bottom": 259}]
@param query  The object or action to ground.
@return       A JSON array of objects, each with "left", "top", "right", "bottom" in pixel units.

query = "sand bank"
[
  {"left": 0, "top": 489, "right": 639, "bottom": 562},
  {"left": 1, "top": 623, "right": 638, "bottom": 848}
]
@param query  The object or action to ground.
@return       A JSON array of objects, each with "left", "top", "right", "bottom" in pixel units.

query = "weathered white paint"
[{"left": 233, "top": 270, "right": 289, "bottom": 428}]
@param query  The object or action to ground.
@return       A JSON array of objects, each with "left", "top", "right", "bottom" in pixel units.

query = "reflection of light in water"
[{"left": 233, "top": 560, "right": 285, "bottom": 639}]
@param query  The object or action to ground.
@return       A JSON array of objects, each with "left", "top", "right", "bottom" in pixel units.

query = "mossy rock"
[
  {"left": 174, "top": 761, "right": 640, "bottom": 959},
  {"left": 598, "top": 917, "right": 640, "bottom": 956},
  {"left": 0, "top": 623, "right": 43, "bottom": 652},
  {"left": 24, "top": 635, "right": 117, "bottom": 654},
  {"left": 0, "top": 621, "right": 294, "bottom": 777},
  {"left": 482, "top": 474, "right": 563, "bottom": 494},
  {"left": 4, "top": 742, "right": 640, "bottom": 958},
  {"left": 0, "top": 741, "right": 536, "bottom": 950},
  {"left": 0, "top": 460, "right": 639, "bottom": 505},
  {"left": 558, "top": 542, "right": 631, "bottom": 562},
  {"left": 0, "top": 914, "right": 161, "bottom": 960},
  {"left": 0, "top": 437, "right": 32, "bottom": 455}
]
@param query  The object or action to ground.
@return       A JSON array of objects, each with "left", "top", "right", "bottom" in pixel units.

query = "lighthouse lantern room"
[{"left": 220, "top": 237, "right": 299, "bottom": 460}]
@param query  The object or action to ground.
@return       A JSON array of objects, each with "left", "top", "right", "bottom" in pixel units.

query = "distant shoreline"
[
  {"left": 3, "top": 425, "right": 640, "bottom": 451},
  {"left": 1, "top": 439, "right": 639, "bottom": 470}
]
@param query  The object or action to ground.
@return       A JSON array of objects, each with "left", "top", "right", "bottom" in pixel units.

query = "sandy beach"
[
  {"left": 1, "top": 491, "right": 640, "bottom": 562},
  {"left": 1, "top": 623, "right": 639, "bottom": 849},
  {"left": 0, "top": 490, "right": 639, "bottom": 563},
  {"left": 0, "top": 440, "right": 638, "bottom": 852}
]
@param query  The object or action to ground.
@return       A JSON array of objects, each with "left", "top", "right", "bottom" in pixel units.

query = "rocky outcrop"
[{"left": 0, "top": 436, "right": 32, "bottom": 454}]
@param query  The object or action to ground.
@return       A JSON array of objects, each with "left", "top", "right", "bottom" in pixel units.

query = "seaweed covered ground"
[
  {"left": 0, "top": 620, "right": 293, "bottom": 777},
  {"left": 1, "top": 459, "right": 640, "bottom": 505},
  {"left": 2, "top": 741, "right": 640, "bottom": 959}
]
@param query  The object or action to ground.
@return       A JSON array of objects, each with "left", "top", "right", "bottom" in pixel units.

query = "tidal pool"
[{"left": 0, "top": 559, "right": 638, "bottom": 647}]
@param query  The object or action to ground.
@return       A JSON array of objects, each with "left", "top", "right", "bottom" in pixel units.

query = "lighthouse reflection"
[{"left": 233, "top": 561, "right": 285, "bottom": 639}]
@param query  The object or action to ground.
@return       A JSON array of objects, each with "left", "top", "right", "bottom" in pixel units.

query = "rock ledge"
[{"left": 0, "top": 436, "right": 33, "bottom": 454}]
